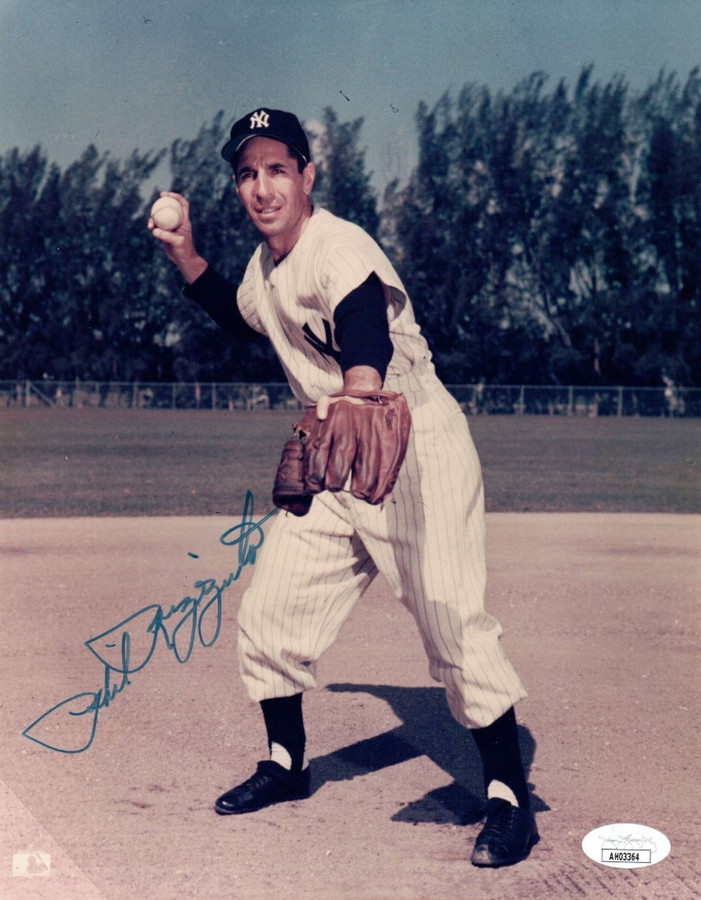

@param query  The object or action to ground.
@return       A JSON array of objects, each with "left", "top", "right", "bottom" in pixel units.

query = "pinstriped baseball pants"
[{"left": 237, "top": 369, "right": 527, "bottom": 729}]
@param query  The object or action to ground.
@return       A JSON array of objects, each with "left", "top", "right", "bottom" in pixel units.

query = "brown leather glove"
[{"left": 273, "top": 390, "right": 411, "bottom": 516}]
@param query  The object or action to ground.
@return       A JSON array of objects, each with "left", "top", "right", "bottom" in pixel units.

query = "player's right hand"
[{"left": 148, "top": 192, "right": 208, "bottom": 283}]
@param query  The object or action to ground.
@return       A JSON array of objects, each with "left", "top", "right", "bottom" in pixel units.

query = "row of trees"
[{"left": 1, "top": 67, "right": 699, "bottom": 387}]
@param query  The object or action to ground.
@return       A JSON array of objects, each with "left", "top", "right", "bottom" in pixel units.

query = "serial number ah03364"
[{"left": 603, "top": 850, "right": 652, "bottom": 864}]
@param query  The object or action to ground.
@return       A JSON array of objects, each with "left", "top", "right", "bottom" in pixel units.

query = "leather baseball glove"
[{"left": 273, "top": 390, "right": 411, "bottom": 516}]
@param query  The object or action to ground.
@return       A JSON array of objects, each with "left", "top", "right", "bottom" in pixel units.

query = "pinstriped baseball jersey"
[
  {"left": 236, "top": 207, "right": 430, "bottom": 404},
  {"left": 238, "top": 364, "right": 528, "bottom": 728},
  {"left": 235, "top": 206, "right": 528, "bottom": 728}
]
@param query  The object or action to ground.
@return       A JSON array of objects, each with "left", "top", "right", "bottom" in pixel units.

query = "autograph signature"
[{"left": 22, "top": 492, "right": 276, "bottom": 754}]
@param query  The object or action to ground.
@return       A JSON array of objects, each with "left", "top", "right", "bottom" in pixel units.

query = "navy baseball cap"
[{"left": 221, "top": 108, "right": 311, "bottom": 168}]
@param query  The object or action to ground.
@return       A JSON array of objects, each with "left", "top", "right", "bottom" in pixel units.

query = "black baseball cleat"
[
  {"left": 214, "top": 761, "right": 311, "bottom": 815},
  {"left": 470, "top": 798, "right": 539, "bottom": 867}
]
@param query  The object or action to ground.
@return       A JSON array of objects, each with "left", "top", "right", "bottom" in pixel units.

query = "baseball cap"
[{"left": 221, "top": 108, "right": 311, "bottom": 168}]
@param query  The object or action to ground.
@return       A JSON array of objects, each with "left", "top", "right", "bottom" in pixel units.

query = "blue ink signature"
[{"left": 22, "top": 491, "right": 276, "bottom": 754}]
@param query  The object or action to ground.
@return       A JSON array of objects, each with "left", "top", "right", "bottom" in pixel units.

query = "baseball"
[{"left": 150, "top": 197, "right": 184, "bottom": 231}]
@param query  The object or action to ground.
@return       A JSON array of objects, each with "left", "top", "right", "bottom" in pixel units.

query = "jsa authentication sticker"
[{"left": 582, "top": 824, "right": 671, "bottom": 869}]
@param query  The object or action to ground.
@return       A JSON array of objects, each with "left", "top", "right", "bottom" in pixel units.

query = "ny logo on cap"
[{"left": 249, "top": 110, "right": 270, "bottom": 129}]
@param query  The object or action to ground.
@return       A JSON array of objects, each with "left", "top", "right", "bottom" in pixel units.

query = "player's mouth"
[{"left": 255, "top": 206, "right": 280, "bottom": 218}]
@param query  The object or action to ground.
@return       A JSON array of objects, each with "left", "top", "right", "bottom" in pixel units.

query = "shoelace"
[{"left": 237, "top": 767, "right": 276, "bottom": 795}]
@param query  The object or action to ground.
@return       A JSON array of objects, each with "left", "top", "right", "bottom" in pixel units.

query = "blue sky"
[{"left": 1, "top": 0, "right": 699, "bottom": 190}]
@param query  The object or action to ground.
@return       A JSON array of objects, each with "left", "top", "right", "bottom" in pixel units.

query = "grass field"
[{"left": 0, "top": 408, "right": 699, "bottom": 517}]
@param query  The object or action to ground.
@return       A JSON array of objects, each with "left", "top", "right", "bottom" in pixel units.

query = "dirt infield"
[{"left": 1, "top": 511, "right": 699, "bottom": 899}]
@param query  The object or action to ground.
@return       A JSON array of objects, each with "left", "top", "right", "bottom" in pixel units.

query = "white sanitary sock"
[
  {"left": 487, "top": 779, "right": 519, "bottom": 807},
  {"left": 270, "top": 741, "right": 308, "bottom": 770}
]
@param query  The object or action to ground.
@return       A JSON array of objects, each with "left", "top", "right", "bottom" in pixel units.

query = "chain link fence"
[{"left": 0, "top": 379, "right": 697, "bottom": 416}]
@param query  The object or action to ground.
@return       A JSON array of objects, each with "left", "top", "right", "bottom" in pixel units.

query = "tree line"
[{"left": 1, "top": 66, "right": 699, "bottom": 387}]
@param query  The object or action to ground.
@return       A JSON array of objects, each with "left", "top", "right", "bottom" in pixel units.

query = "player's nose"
[{"left": 254, "top": 171, "right": 274, "bottom": 200}]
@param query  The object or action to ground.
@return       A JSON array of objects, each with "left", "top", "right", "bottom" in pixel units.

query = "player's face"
[{"left": 235, "top": 137, "right": 315, "bottom": 261}]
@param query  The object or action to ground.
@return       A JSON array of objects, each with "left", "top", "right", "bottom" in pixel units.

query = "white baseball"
[{"left": 151, "top": 197, "right": 184, "bottom": 231}]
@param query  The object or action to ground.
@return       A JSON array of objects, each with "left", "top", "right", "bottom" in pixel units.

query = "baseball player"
[{"left": 150, "top": 108, "right": 539, "bottom": 868}]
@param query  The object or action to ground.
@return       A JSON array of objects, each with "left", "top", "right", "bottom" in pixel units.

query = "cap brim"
[
  {"left": 221, "top": 133, "right": 308, "bottom": 166},
  {"left": 220, "top": 136, "right": 244, "bottom": 164}
]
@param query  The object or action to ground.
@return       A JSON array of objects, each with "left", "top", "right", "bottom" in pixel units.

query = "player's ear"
[{"left": 303, "top": 162, "right": 316, "bottom": 196}]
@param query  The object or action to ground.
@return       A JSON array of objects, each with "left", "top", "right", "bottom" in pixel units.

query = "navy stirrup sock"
[
  {"left": 260, "top": 694, "right": 307, "bottom": 772},
  {"left": 470, "top": 707, "right": 530, "bottom": 809}
]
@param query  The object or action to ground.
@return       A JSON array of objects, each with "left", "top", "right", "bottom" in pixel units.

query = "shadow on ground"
[{"left": 309, "top": 683, "right": 549, "bottom": 826}]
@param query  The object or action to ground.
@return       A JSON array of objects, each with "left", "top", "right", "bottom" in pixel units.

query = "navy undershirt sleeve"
[
  {"left": 185, "top": 266, "right": 393, "bottom": 381},
  {"left": 182, "top": 266, "right": 252, "bottom": 340},
  {"left": 333, "top": 273, "right": 394, "bottom": 382}
]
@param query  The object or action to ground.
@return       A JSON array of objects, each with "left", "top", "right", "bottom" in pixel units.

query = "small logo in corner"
[
  {"left": 582, "top": 824, "right": 670, "bottom": 869},
  {"left": 12, "top": 852, "right": 51, "bottom": 877}
]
